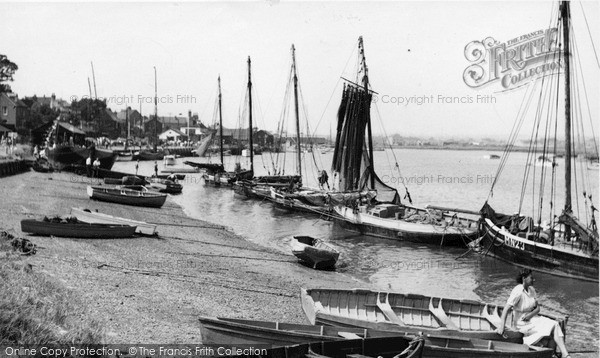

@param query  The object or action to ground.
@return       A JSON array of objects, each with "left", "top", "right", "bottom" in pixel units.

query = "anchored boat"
[
  {"left": 291, "top": 236, "right": 340, "bottom": 269},
  {"left": 87, "top": 185, "right": 167, "bottom": 208}
]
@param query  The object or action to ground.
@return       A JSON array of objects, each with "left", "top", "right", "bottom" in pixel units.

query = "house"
[
  {"left": 116, "top": 108, "right": 143, "bottom": 137},
  {"left": 80, "top": 108, "right": 121, "bottom": 138},
  {"left": 0, "top": 92, "right": 28, "bottom": 130},
  {"left": 158, "top": 128, "right": 188, "bottom": 143},
  {"left": 144, "top": 117, "right": 163, "bottom": 138}
]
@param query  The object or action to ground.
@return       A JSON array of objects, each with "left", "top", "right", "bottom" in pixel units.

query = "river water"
[{"left": 113, "top": 148, "right": 599, "bottom": 350}]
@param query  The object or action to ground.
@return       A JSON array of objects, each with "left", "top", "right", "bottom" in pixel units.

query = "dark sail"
[{"left": 331, "top": 83, "right": 400, "bottom": 205}]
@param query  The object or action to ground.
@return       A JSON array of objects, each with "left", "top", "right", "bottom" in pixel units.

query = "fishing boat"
[
  {"left": 200, "top": 319, "right": 424, "bottom": 358},
  {"left": 87, "top": 185, "right": 167, "bottom": 208},
  {"left": 301, "top": 288, "right": 567, "bottom": 343},
  {"left": 132, "top": 150, "right": 165, "bottom": 161},
  {"left": 201, "top": 76, "right": 254, "bottom": 187},
  {"left": 291, "top": 236, "right": 340, "bottom": 269},
  {"left": 317, "top": 38, "right": 479, "bottom": 246},
  {"left": 479, "top": 1, "right": 599, "bottom": 282},
  {"left": 21, "top": 217, "right": 136, "bottom": 238},
  {"left": 198, "top": 317, "right": 553, "bottom": 358},
  {"left": 43, "top": 121, "right": 117, "bottom": 170},
  {"left": 484, "top": 154, "right": 501, "bottom": 160},
  {"left": 70, "top": 207, "right": 157, "bottom": 236}
]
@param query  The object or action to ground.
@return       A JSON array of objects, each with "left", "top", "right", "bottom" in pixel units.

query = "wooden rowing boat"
[
  {"left": 301, "top": 288, "right": 566, "bottom": 343},
  {"left": 20, "top": 218, "right": 136, "bottom": 238},
  {"left": 87, "top": 185, "right": 167, "bottom": 208},
  {"left": 291, "top": 236, "right": 340, "bottom": 269},
  {"left": 200, "top": 318, "right": 423, "bottom": 358},
  {"left": 70, "top": 207, "right": 158, "bottom": 236},
  {"left": 198, "top": 317, "right": 553, "bottom": 358}
]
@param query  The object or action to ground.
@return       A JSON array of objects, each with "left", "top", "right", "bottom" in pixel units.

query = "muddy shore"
[{"left": 1, "top": 170, "right": 362, "bottom": 343}]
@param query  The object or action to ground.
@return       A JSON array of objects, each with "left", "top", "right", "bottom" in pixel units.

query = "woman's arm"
[
  {"left": 496, "top": 303, "right": 512, "bottom": 335},
  {"left": 520, "top": 300, "right": 540, "bottom": 321}
]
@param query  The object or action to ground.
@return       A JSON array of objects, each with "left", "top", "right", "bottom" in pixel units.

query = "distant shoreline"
[{"left": 388, "top": 145, "right": 591, "bottom": 156}]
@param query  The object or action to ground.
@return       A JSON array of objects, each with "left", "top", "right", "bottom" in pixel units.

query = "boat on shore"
[
  {"left": 87, "top": 185, "right": 167, "bottom": 208},
  {"left": 198, "top": 317, "right": 553, "bottom": 358},
  {"left": 291, "top": 236, "right": 340, "bottom": 269},
  {"left": 301, "top": 288, "right": 567, "bottom": 343},
  {"left": 70, "top": 207, "right": 158, "bottom": 236},
  {"left": 21, "top": 217, "right": 136, "bottom": 238},
  {"left": 199, "top": 318, "right": 424, "bottom": 358},
  {"left": 147, "top": 177, "right": 183, "bottom": 194}
]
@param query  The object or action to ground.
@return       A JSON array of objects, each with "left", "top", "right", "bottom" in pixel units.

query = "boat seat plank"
[
  {"left": 429, "top": 298, "right": 459, "bottom": 330},
  {"left": 377, "top": 293, "right": 406, "bottom": 326},
  {"left": 337, "top": 332, "right": 361, "bottom": 339}
]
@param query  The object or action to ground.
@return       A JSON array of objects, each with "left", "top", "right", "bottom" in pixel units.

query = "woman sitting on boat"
[{"left": 497, "top": 269, "right": 570, "bottom": 358}]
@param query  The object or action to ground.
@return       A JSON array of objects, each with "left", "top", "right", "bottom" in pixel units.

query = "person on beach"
[
  {"left": 318, "top": 170, "right": 330, "bottom": 190},
  {"left": 496, "top": 269, "right": 570, "bottom": 358},
  {"left": 86, "top": 156, "right": 92, "bottom": 177},
  {"left": 135, "top": 160, "right": 139, "bottom": 176},
  {"left": 154, "top": 161, "right": 158, "bottom": 177},
  {"left": 93, "top": 158, "right": 100, "bottom": 178}
]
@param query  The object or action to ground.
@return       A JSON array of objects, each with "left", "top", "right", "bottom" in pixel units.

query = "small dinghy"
[
  {"left": 21, "top": 216, "right": 136, "bottom": 238},
  {"left": 291, "top": 236, "right": 340, "bottom": 270},
  {"left": 87, "top": 185, "right": 167, "bottom": 208},
  {"left": 70, "top": 207, "right": 158, "bottom": 236}
]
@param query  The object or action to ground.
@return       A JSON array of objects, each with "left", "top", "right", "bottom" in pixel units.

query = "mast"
[
  {"left": 247, "top": 56, "right": 254, "bottom": 173},
  {"left": 218, "top": 76, "right": 224, "bottom": 165},
  {"left": 358, "top": 36, "right": 375, "bottom": 190},
  {"left": 292, "top": 45, "right": 302, "bottom": 178},
  {"left": 561, "top": 1, "right": 572, "bottom": 215},
  {"left": 125, "top": 107, "right": 129, "bottom": 150},
  {"left": 90, "top": 62, "right": 98, "bottom": 99},
  {"left": 153, "top": 66, "right": 158, "bottom": 152}
]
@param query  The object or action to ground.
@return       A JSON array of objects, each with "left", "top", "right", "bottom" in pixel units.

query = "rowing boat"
[
  {"left": 198, "top": 317, "right": 553, "bottom": 358},
  {"left": 70, "top": 207, "right": 158, "bottom": 236},
  {"left": 87, "top": 185, "right": 167, "bottom": 208},
  {"left": 20, "top": 218, "right": 136, "bottom": 238},
  {"left": 200, "top": 318, "right": 423, "bottom": 358},
  {"left": 291, "top": 236, "right": 340, "bottom": 269},
  {"left": 301, "top": 288, "right": 566, "bottom": 343}
]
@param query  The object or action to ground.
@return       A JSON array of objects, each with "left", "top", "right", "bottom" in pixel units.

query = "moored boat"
[
  {"left": 20, "top": 217, "right": 136, "bottom": 238},
  {"left": 301, "top": 288, "right": 567, "bottom": 343},
  {"left": 147, "top": 177, "right": 183, "bottom": 194},
  {"left": 87, "top": 185, "right": 167, "bottom": 208},
  {"left": 198, "top": 317, "right": 553, "bottom": 358},
  {"left": 70, "top": 207, "right": 158, "bottom": 236},
  {"left": 291, "top": 236, "right": 339, "bottom": 269}
]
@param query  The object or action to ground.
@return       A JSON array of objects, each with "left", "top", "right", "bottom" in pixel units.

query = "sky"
[{"left": 1, "top": 1, "right": 599, "bottom": 140}]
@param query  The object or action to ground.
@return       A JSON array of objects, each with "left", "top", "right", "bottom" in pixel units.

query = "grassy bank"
[{"left": 0, "top": 232, "right": 104, "bottom": 345}]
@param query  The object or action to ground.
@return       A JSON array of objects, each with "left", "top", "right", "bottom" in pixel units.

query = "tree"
[{"left": 0, "top": 54, "right": 18, "bottom": 93}]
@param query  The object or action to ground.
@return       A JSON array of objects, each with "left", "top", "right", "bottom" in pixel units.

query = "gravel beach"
[{"left": 1, "top": 170, "right": 362, "bottom": 343}]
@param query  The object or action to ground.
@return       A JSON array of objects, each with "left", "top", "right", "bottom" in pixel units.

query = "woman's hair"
[{"left": 516, "top": 268, "right": 533, "bottom": 284}]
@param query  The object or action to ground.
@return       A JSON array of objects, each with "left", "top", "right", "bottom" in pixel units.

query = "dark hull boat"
[
  {"left": 147, "top": 177, "right": 183, "bottom": 194},
  {"left": 132, "top": 150, "right": 165, "bottom": 161},
  {"left": 46, "top": 145, "right": 117, "bottom": 170},
  {"left": 291, "top": 236, "right": 339, "bottom": 269},
  {"left": 200, "top": 319, "right": 424, "bottom": 358},
  {"left": 87, "top": 185, "right": 167, "bottom": 208},
  {"left": 198, "top": 317, "right": 553, "bottom": 358},
  {"left": 480, "top": 206, "right": 598, "bottom": 282},
  {"left": 301, "top": 288, "right": 567, "bottom": 343},
  {"left": 21, "top": 218, "right": 136, "bottom": 238}
]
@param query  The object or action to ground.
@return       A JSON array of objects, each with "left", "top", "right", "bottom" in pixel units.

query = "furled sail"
[{"left": 331, "top": 83, "right": 400, "bottom": 205}]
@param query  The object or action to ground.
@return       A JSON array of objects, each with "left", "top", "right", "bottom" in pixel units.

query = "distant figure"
[
  {"left": 154, "top": 161, "right": 158, "bottom": 177},
  {"left": 92, "top": 158, "right": 100, "bottom": 178},
  {"left": 86, "top": 156, "right": 92, "bottom": 177},
  {"left": 318, "top": 170, "right": 330, "bottom": 190},
  {"left": 135, "top": 160, "right": 140, "bottom": 176},
  {"left": 33, "top": 145, "right": 40, "bottom": 159}
]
